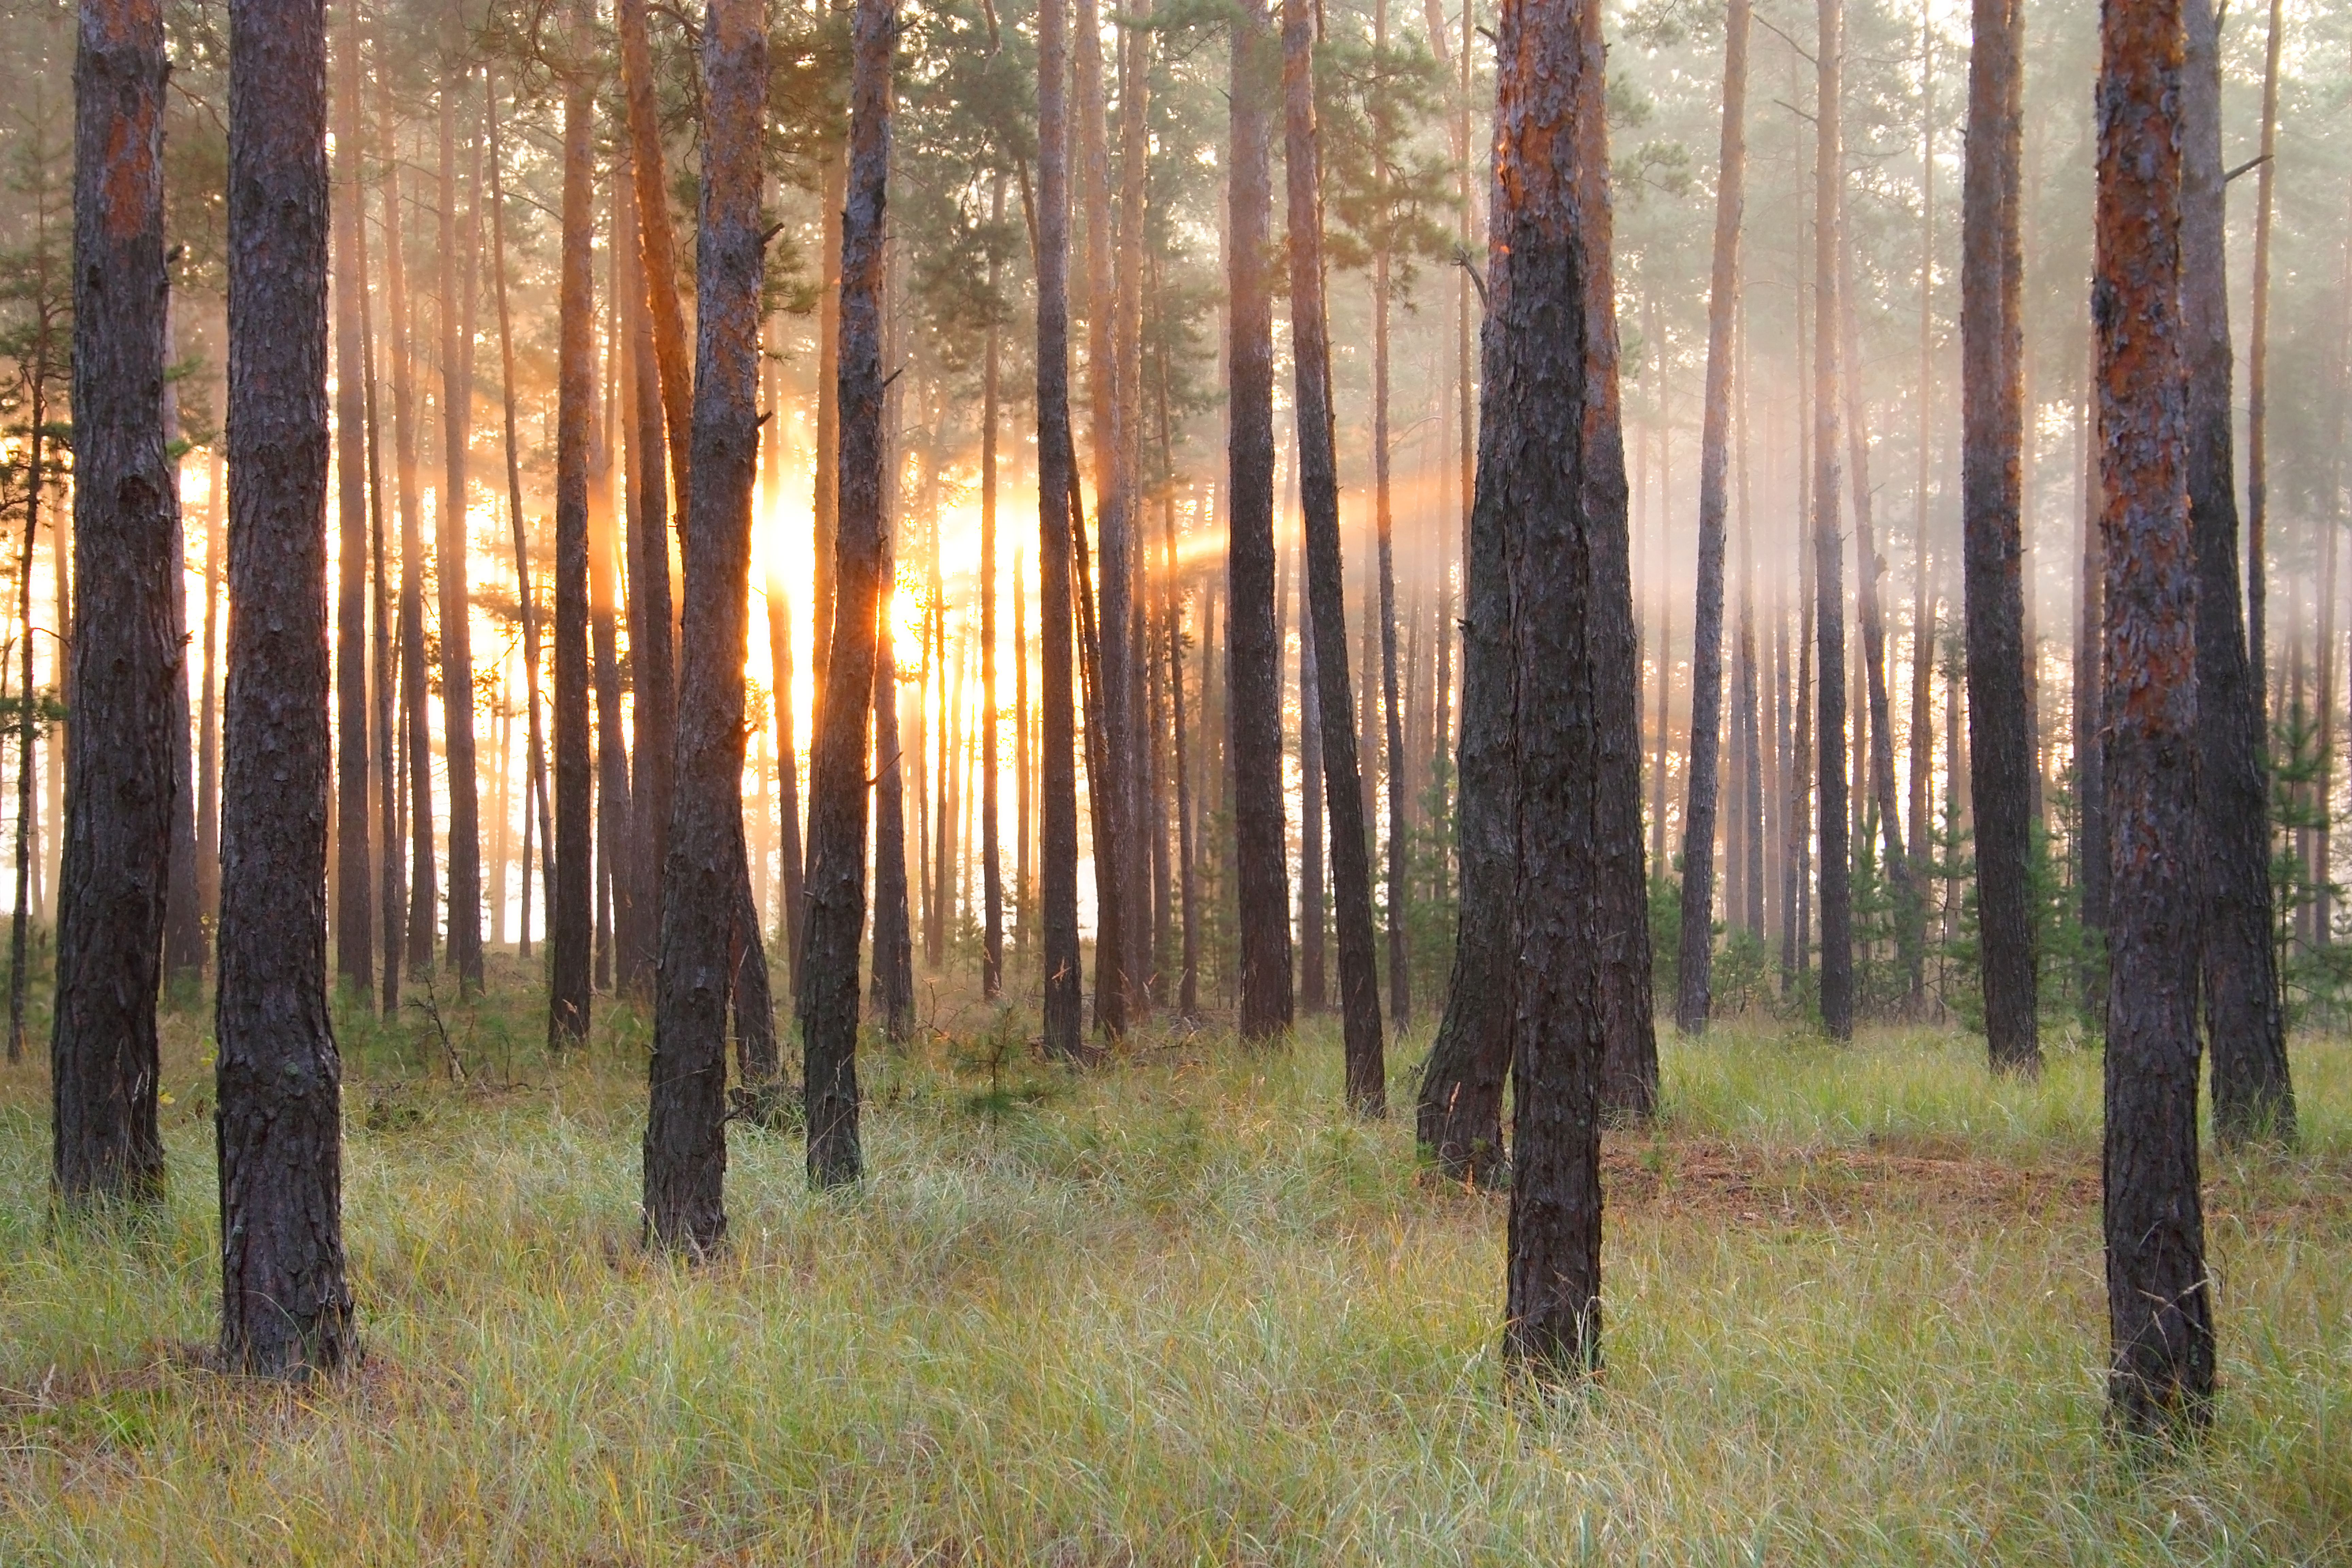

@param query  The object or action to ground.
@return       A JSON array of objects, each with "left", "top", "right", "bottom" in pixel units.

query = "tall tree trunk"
[
  {"left": 360, "top": 132, "right": 403, "bottom": 1004},
  {"left": 1812, "top": 0, "right": 1852, "bottom": 1040},
  {"left": 981, "top": 177, "right": 1005, "bottom": 998},
  {"left": 2244, "top": 0, "right": 2282, "bottom": 726},
  {"left": 1370, "top": 0, "right": 1408, "bottom": 1029},
  {"left": 1673, "top": 0, "right": 1750, "bottom": 1035},
  {"left": 2074, "top": 339, "right": 2108, "bottom": 1008},
  {"left": 1167, "top": 497, "right": 1198, "bottom": 1017},
  {"left": 160, "top": 285, "right": 203, "bottom": 990},
  {"left": 1493, "top": 0, "right": 1648, "bottom": 1382},
  {"left": 485, "top": 70, "right": 550, "bottom": 968},
  {"left": 812, "top": 148, "right": 845, "bottom": 740},
  {"left": 547, "top": 59, "right": 595, "bottom": 1048},
  {"left": 591, "top": 406, "right": 633, "bottom": 996},
  {"left": 2093, "top": 0, "right": 2212, "bottom": 1435},
  {"left": 1284, "top": 0, "right": 1384, "bottom": 1113},
  {"left": 1115, "top": 0, "right": 1156, "bottom": 1018},
  {"left": 5, "top": 316, "right": 43, "bottom": 1065},
  {"left": 54, "top": 0, "right": 173, "bottom": 1201},
  {"left": 1035, "top": 0, "right": 1083, "bottom": 1050},
  {"left": 378, "top": 67, "right": 436, "bottom": 983},
  {"left": 802, "top": 0, "right": 893, "bottom": 1183},
  {"left": 616, "top": 0, "right": 694, "bottom": 522},
  {"left": 1227, "top": 0, "right": 1291, "bottom": 1041},
  {"left": 1906, "top": 4, "right": 1936, "bottom": 1012},
  {"left": 2182, "top": 0, "right": 2291, "bottom": 1142},
  {"left": 332, "top": 12, "right": 372, "bottom": 1001},
  {"left": 216, "top": 0, "right": 353, "bottom": 1373},
  {"left": 438, "top": 52, "right": 483, "bottom": 993},
  {"left": 1960, "top": 0, "right": 2038, "bottom": 1071},
  {"left": 617, "top": 143, "right": 673, "bottom": 998},
  {"left": 644, "top": 0, "right": 765, "bottom": 1251}
]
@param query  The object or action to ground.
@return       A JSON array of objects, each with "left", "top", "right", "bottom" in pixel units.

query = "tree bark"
[
  {"left": 332, "top": 11, "right": 372, "bottom": 1001},
  {"left": 216, "top": 0, "right": 353, "bottom": 1373},
  {"left": 437, "top": 52, "right": 483, "bottom": 994},
  {"left": 1284, "top": 0, "right": 1384, "bottom": 1114},
  {"left": 617, "top": 143, "right": 674, "bottom": 999},
  {"left": 198, "top": 447, "right": 224, "bottom": 927},
  {"left": 1961, "top": 0, "right": 2038, "bottom": 1071},
  {"left": 359, "top": 126, "right": 403, "bottom": 1004},
  {"left": 1298, "top": 542, "right": 1326, "bottom": 1012},
  {"left": 769, "top": 581, "right": 805, "bottom": 989},
  {"left": 2244, "top": 0, "right": 2281, "bottom": 726},
  {"left": 1907, "top": 9, "right": 1937, "bottom": 1012},
  {"left": 547, "top": 60, "right": 595, "bottom": 1048},
  {"left": 2182, "top": 0, "right": 2291, "bottom": 1142},
  {"left": 54, "top": 0, "right": 174, "bottom": 1203},
  {"left": 2093, "top": 0, "right": 2213, "bottom": 1436},
  {"left": 1673, "top": 0, "right": 1750, "bottom": 1035},
  {"left": 1227, "top": 0, "right": 1292, "bottom": 1042},
  {"left": 643, "top": 0, "right": 764, "bottom": 1245},
  {"left": 801, "top": 0, "right": 894, "bottom": 1184},
  {"left": 616, "top": 0, "right": 695, "bottom": 524},
  {"left": 1812, "top": 0, "right": 1852, "bottom": 1041},
  {"left": 1492, "top": 0, "right": 1649, "bottom": 1384},
  {"left": 981, "top": 177, "right": 1005, "bottom": 998}
]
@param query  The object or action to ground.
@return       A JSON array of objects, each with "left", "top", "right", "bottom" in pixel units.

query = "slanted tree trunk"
[
  {"left": 1673, "top": 0, "right": 1750, "bottom": 1035},
  {"left": 645, "top": 0, "right": 765, "bottom": 1252},
  {"left": 1491, "top": 0, "right": 1650, "bottom": 1383},
  {"left": 769, "top": 580, "right": 805, "bottom": 989},
  {"left": 437, "top": 52, "right": 483, "bottom": 994},
  {"left": 547, "top": 57, "right": 595, "bottom": 1048},
  {"left": 216, "top": 0, "right": 354, "bottom": 1372},
  {"left": 801, "top": 0, "right": 894, "bottom": 1184},
  {"left": 2093, "top": 0, "right": 2213, "bottom": 1436},
  {"left": 1227, "top": 0, "right": 1292, "bottom": 1042},
  {"left": 1284, "top": 0, "right": 1384, "bottom": 1113},
  {"left": 2182, "top": 0, "right": 2292, "bottom": 1142},
  {"left": 485, "top": 69, "right": 550, "bottom": 967},
  {"left": 1298, "top": 546, "right": 1326, "bottom": 1012},
  {"left": 54, "top": 0, "right": 174, "bottom": 1202},
  {"left": 1841, "top": 236, "right": 1921, "bottom": 996},
  {"left": 377, "top": 66, "right": 436, "bottom": 983},
  {"left": 1811, "top": 0, "right": 1852, "bottom": 1041},
  {"left": 1960, "top": 0, "right": 2038, "bottom": 1072},
  {"left": 616, "top": 142, "right": 673, "bottom": 998},
  {"left": 332, "top": 11, "right": 372, "bottom": 1001}
]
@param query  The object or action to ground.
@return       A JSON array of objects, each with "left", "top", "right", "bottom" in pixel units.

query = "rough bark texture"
[
  {"left": 641, "top": 0, "right": 764, "bottom": 1247},
  {"left": 1960, "top": 0, "right": 2039, "bottom": 1072},
  {"left": 1812, "top": 0, "right": 1852, "bottom": 1042},
  {"left": 436, "top": 67, "right": 483, "bottom": 994},
  {"left": 1227, "top": 0, "right": 1292, "bottom": 1042},
  {"left": 332, "top": 13, "right": 372, "bottom": 1001},
  {"left": 800, "top": 0, "right": 892, "bottom": 1186},
  {"left": 2094, "top": 0, "right": 2214, "bottom": 1436},
  {"left": 1284, "top": 0, "right": 1384, "bottom": 1114},
  {"left": 2180, "top": 0, "right": 2292, "bottom": 1144},
  {"left": 54, "top": 0, "right": 174, "bottom": 1204},
  {"left": 547, "top": 69, "right": 594, "bottom": 1048},
  {"left": 1673, "top": 0, "right": 1750, "bottom": 1035},
  {"left": 1492, "top": 0, "right": 1650, "bottom": 1384},
  {"left": 217, "top": 0, "right": 354, "bottom": 1373}
]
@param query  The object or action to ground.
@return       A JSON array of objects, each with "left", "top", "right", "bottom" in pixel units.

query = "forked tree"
[
  {"left": 216, "top": 0, "right": 353, "bottom": 1375},
  {"left": 801, "top": 0, "right": 894, "bottom": 1185},
  {"left": 643, "top": 0, "right": 766, "bottom": 1253},
  {"left": 1488, "top": 0, "right": 1652, "bottom": 1383},
  {"left": 54, "top": 0, "right": 175, "bottom": 1204},
  {"left": 2093, "top": 0, "right": 2212, "bottom": 1437}
]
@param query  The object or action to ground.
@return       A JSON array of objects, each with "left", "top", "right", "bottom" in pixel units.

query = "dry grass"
[{"left": 0, "top": 971, "right": 2345, "bottom": 1564}]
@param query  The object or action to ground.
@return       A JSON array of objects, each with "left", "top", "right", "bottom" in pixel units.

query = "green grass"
[{"left": 0, "top": 968, "right": 2347, "bottom": 1565}]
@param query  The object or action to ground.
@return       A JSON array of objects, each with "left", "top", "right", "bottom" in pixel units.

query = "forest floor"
[{"left": 0, "top": 955, "right": 2347, "bottom": 1565}]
